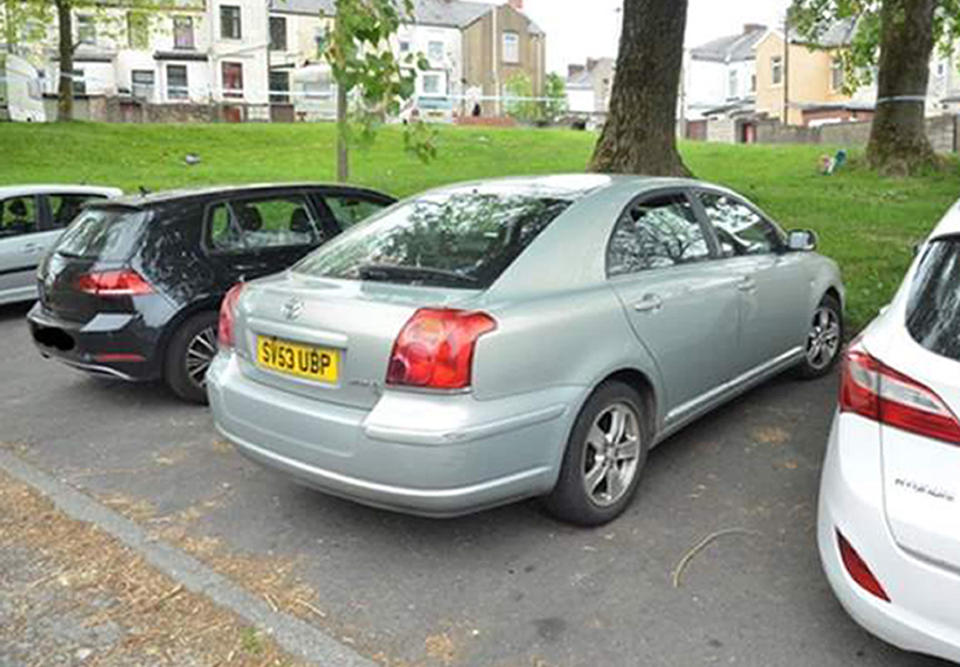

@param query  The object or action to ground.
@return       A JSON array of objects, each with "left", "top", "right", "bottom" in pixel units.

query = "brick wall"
[{"left": 753, "top": 115, "right": 958, "bottom": 152}]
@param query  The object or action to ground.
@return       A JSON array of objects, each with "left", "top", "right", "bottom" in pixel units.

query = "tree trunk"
[
  {"left": 55, "top": 0, "right": 74, "bottom": 122},
  {"left": 866, "top": 0, "right": 937, "bottom": 174},
  {"left": 336, "top": 83, "right": 349, "bottom": 182},
  {"left": 589, "top": 0, "right": 691, "bottom": 176}
]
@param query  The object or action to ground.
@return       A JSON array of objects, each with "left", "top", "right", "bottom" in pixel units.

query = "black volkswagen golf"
[{"left": 27, "top": 183, "right": 395, "bottom": 403}]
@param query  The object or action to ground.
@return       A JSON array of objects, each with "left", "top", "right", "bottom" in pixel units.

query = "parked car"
[
  {"left": 0, "top": 184, "right": 122, "bottom": 305},
  {"left": 27, "top": 183, "right": 395, "bottom": 403},
  {"left": 818, "top": 201, "right": 960, "bottom": 663},
  {"left": 207, "top": 174, "right": 844, "bottom": 525}
]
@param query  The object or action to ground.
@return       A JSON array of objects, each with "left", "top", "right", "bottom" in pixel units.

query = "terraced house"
[{"left": 0, "top": 0, "right": 545, "bottom": 123}]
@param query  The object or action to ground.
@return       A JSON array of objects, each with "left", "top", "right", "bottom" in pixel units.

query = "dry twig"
[{"left": 672, "top": 528, "right": 761, "bottom": 588}]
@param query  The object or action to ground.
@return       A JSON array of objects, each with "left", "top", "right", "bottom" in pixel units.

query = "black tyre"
[
  {"left": 542, "top": 381, "right": 649, "bottom": 526},
  {"left": 164, "top": 311, "right": 219, "bottom": 404},
  {"left": 794, "top": 294, "right": 843, "bottom": 380}
]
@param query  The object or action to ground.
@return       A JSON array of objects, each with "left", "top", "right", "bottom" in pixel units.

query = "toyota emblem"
[{"left": 281, "top": 297, "right": 303, "bottom": 321}]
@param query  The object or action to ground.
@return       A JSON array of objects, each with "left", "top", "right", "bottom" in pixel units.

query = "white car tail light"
[{"left": 839, "top": 341, "right": 960, "bottom": 445}]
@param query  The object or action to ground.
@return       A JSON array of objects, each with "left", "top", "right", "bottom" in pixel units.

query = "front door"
[
  {"left": 606, "top": 190, "right": 741, "bottom": 417},
  {"left": 695, "top": 190, "right": 810, "bottom": 374}
]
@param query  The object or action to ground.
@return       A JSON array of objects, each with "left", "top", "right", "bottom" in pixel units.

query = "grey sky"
[{"left": 519, "top": 0, "right": 791, "bottom": 75}]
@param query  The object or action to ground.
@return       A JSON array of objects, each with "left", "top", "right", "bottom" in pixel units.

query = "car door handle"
[
  {"left": 633, "top": 294, "right": 663, "bottom": 313},
  {"left": 736, "top": 276, "right": 757, "bottom": 292},
  {"left": 22, "top": 243, "right": 45, "bottom": 254}
]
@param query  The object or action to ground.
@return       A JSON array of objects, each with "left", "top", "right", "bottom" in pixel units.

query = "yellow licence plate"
[{"left": 256, "top": 336, "right": 339, "bottom": 384}]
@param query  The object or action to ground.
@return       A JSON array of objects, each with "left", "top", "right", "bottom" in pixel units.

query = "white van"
[{"left": 0, "top": 53, "right": 46, "bottom": 123}]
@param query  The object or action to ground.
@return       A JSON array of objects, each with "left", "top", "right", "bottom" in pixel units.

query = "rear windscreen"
[
  {"left": 907, "top": 238, "right": 960, "bottom": 361},
  {"left": 293, "top": 192, "right": 571, "bottom": 289},
  {"left": 55, "top": 208, "right": 148, "bottom": 261}
]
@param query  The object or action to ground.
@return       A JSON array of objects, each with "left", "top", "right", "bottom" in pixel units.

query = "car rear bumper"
[
  {"left": 818, "top": 412, "right": 960, "bottom": 663},
  {"left": 207, "top": 351, "right": 581, "bottom": 517},
  {"left": 26, "top": 301, "right": 162, "bottom": 381}
]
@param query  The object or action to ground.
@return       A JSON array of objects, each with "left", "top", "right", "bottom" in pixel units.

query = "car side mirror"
[{"left": 787, "top": 229, "right": 818, "bottom": 252}]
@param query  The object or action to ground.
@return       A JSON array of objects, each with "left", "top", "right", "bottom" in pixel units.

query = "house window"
[
  {"left": 428, "top": 40, "right": 444, "bottom": 61},
  {"left": 76, "top": 15, "right": 96, "bottom": 45},
  {"left": 399, "top": 40, "right": 411, "bottom": 53},
  {"left": 173, "top": 16, "right": 194, "bottom": 49},
  {"left": 750, "top": 73, "right": 757, "bottom": 93},
  {"left": 269, "top": 70, "right": 290, "bottom": 103},
  {"left": 771, "top": 55, "right": 783, "bottom": 85},
  {"left": 167, "top": 64, "right": 188, "bottom": 100},
  {"left": 502, "top": 31, "right": 519, "bottom": 63},
  {"left": 422, "top": 73, "right": 442, "bottom": 95},
  {"left": 220, "top": 5, "right": 241, "bottom": 40},
  {"left": 127, "top": 11, "right": 149, "bottom": 49},
  {"left": 72, "top": 69, "right": 86, "bottom": 95},
  {"left": 131, "top": 69, "right": 154, "bottom": 99},
  {"left": 831, "top": 58, "right": 844, "bottom": 91},
  {"left": 269, "top": 16, "right": 287, "bottom": 51},
  {"left": 222, "top": 62, "right": 243, "bottom": 98},
  {"left": 728, "top": 70, "right": 738, "bottom": 98}
]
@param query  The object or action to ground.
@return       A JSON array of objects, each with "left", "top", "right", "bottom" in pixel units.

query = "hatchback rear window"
[
  {"left": 906, "top": 237, "right": 960, "bottom": 361},
  {"left": 55, "top": 207, "right": 148, "bottom": 261},
  {"left": 293, "top": 192, "right": 571, "bottom": 288}
]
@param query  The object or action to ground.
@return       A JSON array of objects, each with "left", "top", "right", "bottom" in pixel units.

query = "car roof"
[
  {"left": 0, "top": 184, "right": 122, "bottom": 199},
  {"left": 419, "top": 173, "right": 723, "bottom": 202},
  {"left": 97, "top": 182, "right": 393, "bottom": 209},
  {"left": 928, "top": 201, "right": 960, "bottom": 240}
]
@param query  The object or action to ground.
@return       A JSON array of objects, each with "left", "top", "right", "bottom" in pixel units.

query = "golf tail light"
[
  {"left": 839, "top": 343, "right": 960, "bottom": 445},
  {"left": 73, "top": 269, "right": 153, "bottom": 297},
  {"left": 386, "top": 308, "right": 497, "bottom": 389},
  {"left": 837, "top": 530, "right": 890, "bottom": 602},
  {"left": 218, "top": 282, "right": 246, "bottom": 350}
]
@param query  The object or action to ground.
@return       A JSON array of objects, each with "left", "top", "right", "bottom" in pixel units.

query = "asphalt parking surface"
[{"left": 0, "top": 300, "right": 948, "bottom": 666}]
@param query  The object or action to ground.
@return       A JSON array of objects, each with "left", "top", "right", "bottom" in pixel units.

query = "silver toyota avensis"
[{"left": 207, "top": 175, "right": 844, "bottom": 525}]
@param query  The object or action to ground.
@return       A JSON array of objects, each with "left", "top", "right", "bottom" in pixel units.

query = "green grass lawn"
[{"left": 2, "top": 121, "right": 958, "bottom": 330}]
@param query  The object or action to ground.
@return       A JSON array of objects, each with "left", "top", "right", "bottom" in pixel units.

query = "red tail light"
[
  {"left": 837, "top": 530, "right": 890, "bottom": 602},
  {"left": 839, "top": 343, "right": 960, "bottom": 445},
  {"left": 218, "top": 283, "right": 246, "bottom": 350},
  {"left": 386, "top": 308, "right": 497, "bottom": 389},
  {"left": 73, "top": 269, "right": 153, "bottom": 297}
]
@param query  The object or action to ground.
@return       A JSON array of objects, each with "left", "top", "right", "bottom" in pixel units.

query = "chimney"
[
  {"left": 507, "top": 0, "right": 524, "bottom": 11},
  {"left": 743, "top": 23, "right": 766, "bottom": 34}
]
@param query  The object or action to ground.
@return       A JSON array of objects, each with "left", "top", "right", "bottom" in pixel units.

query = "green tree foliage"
[
  {"left": 324, "top": 0, "right": 435, "bottom": 181},
  {"left": 503, "top": 71, "right": 538, "bottom": 123},
  {"left": 541, "top": 72, "right": 567, "bottom": 123}
]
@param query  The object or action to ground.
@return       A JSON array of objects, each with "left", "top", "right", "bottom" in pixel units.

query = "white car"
[
  {"left": 818, "top": 199, "right": 960, "bottom": 663},
  {"left": 0, "top": 184, "right": 122, "bottom": 305}
]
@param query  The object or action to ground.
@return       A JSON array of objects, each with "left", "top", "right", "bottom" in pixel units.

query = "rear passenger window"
[
  {"left": 607, "top": 194, "right": 710, "bottom": 276},
  {"left": 47, "top": 193, "right": 106, "bottom": 230},
  {"left": 906, "top": 238, "right": 960, "bottom": 361},
  {"left": 698, "top": 192, "right": 783, "bottom": 257},
  {"left": 324, "top": 195, "right": 387, "bottom": 229},
  {"left": 207, "top": 195, "right": 321, "bottom": 252},
  {"left": 0, "top": 196, "right": 38, "bottom": 237}
]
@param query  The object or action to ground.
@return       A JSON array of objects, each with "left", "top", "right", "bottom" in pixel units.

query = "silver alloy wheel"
[
  {"left": 185, "top": 325, "right": 218, "bottom": 388},
  {"left": 582, "top": 402, "right": 642, "bottom": 507},
  {"left": 806, "top": 305, "right": 841, "bottom": 370}
]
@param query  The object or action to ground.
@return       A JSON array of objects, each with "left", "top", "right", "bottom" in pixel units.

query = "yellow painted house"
[{"left": 753, "top": 19, "right": 875, "bottom": 126}]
